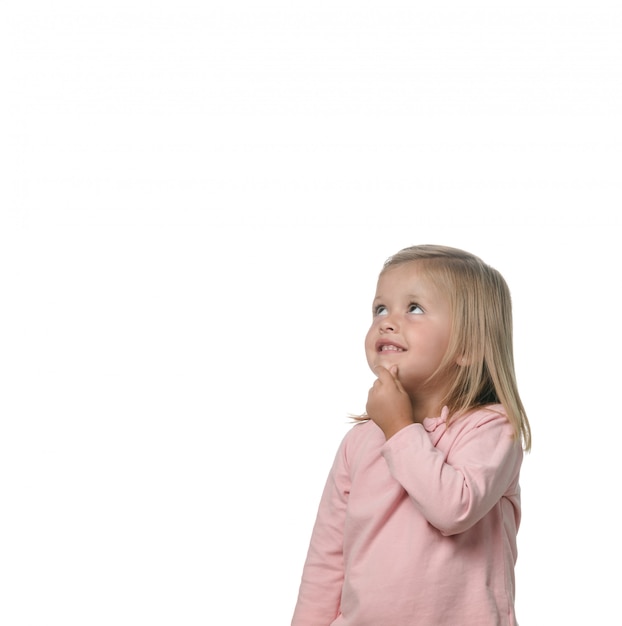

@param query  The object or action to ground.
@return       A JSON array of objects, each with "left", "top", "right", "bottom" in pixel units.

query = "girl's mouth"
[{"left": 377, "top": 342, "right": 405, "bottom": 353}]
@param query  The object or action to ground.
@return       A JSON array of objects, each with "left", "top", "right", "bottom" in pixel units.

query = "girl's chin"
[
  {"left": 374, "top": 354, "right": 402, "bottom": 368},
  {"left": 368, "top": 358, "right": 406, "bottom": 378}
]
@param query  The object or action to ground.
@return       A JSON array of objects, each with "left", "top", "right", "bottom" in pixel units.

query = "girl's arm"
[
  {"left": 381, "top": 408, "right": 522, "bottom": 536},
  {"left": 291, "top": 437, "right": 350, "bottom": 626}
]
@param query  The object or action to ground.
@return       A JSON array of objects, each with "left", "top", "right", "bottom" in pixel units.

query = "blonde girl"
[{"left": 291, "top": 244, "right": 531, "bottom": 626}]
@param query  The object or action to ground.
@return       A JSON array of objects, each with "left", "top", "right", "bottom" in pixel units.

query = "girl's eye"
[
  {"left": 408, "top": 303, "right": 424, "bottom": 315},
  {"left": 374, "top": 305, "right": 388, "bottom": 316}
]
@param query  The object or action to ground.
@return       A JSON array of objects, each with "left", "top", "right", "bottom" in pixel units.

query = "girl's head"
[{"left": 365, "top": 244, "right": 531, "bottom": 450}]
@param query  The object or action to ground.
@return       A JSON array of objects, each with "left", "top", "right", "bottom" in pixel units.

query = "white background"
[{"left": 1, "top": 1, "right": 621, "bottom": 624}]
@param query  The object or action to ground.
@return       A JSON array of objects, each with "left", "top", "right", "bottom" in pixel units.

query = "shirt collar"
[{"left": 422, "top": 405, "right": 449, "bottom": 432}]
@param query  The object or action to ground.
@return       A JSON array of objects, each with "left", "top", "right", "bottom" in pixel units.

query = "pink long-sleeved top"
[{"left": 291, "top": 404, "right": 523, "bottom": 626}]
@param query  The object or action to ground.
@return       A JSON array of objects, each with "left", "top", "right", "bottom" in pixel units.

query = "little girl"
[{"left": 291, "top": 245, "right": 531, "bottom": 626}]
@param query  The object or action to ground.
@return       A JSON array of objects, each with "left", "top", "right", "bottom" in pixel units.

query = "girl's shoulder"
[
  {"left": 338, "top": 418, "right": 385, "bottom": 460},
  {"left": 449, "top": 403, "right": 516, "bottom": 441},
  {"left": 343, "top": 418, "right": 383, "bottom": 443},
  {"left": 463, "top": 403, "right": 508, "bottom": 425},
  {"left": 464, "top": 404, "right": 508, "bottom": 422}
]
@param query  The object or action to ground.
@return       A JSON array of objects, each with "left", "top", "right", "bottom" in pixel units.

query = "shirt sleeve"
[
  {"left": 381, "top": 409, "right": 522, "bottom": 536},
  {"left": 291, "top": 434, "right": 351, "bottom": 626}
]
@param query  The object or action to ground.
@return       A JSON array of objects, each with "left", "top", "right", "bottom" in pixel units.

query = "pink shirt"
[{"left": 291, "top": 405, "right": 523, "bottom": 626}]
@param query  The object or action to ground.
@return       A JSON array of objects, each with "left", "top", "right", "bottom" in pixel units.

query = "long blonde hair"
[{"left": 373, "top": 244, "right": 531, "bottom": 451}]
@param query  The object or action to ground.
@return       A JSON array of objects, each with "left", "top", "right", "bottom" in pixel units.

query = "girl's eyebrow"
[
  {"left": 373, "top": 292, "right": 423, "bottom": 300},
  {"left": 372, "top": 293, "right": 426, "bottom": 307}
]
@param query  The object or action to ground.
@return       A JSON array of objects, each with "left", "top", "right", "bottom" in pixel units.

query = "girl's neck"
[{"left": 409, "top": 393, "right": 445, "bottom": 423}]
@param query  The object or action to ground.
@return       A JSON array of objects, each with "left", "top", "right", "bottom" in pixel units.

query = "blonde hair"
[{"left": 374, "top": 244, "right": 531, "bottom": 451}]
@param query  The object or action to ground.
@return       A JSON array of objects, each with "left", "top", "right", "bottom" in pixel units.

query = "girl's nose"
[{"left": 379, "top": 317, "right": 397, "bottom": 333}]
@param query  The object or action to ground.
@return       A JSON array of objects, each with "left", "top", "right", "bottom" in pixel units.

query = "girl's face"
[{"left": 364, "top": 261, "right": 454, "bottom": 402}]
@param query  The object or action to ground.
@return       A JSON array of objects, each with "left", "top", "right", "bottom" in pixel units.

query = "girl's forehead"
[
  {"left": 376, "top": 262, "right": 442, "bottom": 295},
  {"left": 378, "top": 261, "right": 429, "bottom": 285}
]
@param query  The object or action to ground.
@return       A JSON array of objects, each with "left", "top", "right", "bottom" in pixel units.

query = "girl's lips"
[{"left": 376, "top": 340, "right": 406, "bottom": 353}]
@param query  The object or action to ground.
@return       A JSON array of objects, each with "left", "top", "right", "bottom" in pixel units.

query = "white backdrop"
[{"left": 1, "top": 1, "right": 621, "bottom": 624}]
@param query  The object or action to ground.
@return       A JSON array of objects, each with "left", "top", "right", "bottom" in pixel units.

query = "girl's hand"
[{"left": 366, "top": 365, "right": 414, "bottom": 440}]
